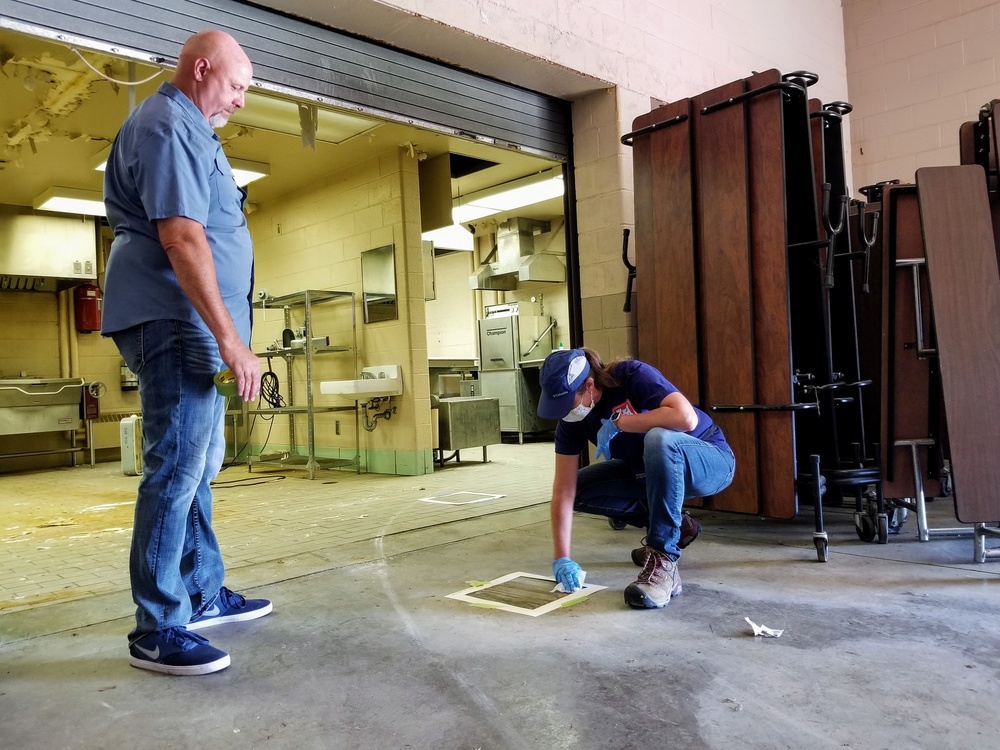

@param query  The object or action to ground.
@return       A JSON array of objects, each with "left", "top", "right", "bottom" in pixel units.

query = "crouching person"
[{"left": 536, "top": 347, "right": 735, "bottom": 609}]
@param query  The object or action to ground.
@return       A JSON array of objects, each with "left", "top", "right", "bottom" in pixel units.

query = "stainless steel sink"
[{"left": 0, "top": 377, "right": 85, "bottom": 436}]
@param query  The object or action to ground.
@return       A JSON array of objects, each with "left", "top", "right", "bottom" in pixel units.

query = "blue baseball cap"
[{"left": 537, "top": 348, "right": 591, "bottom": 420}]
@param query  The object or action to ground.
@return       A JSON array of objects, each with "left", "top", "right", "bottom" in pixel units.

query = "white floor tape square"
[
  {"left": 418, "top": 491, "right": 504, "bottom": 505},
  {"left": 446, "top": 572, "right": 606, "bottom": 616}
]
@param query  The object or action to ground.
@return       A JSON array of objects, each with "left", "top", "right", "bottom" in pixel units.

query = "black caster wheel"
[
  {"left": 854, "top": 511, "right": 877, "bottom": 542},
  {"left": 877, "top": 513, "right": 889, "bottom": 544},
  {"left": 608, "top": 518, "right": 628, "bottom": 531},
  {"left": 941, "top": 471, "right": 953, "bottom": 498}
]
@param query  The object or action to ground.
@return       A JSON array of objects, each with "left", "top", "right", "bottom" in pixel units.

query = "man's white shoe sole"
[{"left": 128, "top": 653, "right": 231, "bottom": 676}]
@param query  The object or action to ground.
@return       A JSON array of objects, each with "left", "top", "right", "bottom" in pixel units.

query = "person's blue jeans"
[
  {"left": 574, "top": 427, "right": 736, "bottom": 559},
  {"left": 112, "top": 320, "right": 227, "bottom": 640}
]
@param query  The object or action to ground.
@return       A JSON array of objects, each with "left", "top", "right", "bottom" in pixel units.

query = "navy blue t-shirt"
[{"left": 553, "top": 360, "right": 728, "bottom": 472}]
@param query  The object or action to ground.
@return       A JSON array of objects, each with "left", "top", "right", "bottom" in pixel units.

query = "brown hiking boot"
[
  {"left": 624, "top": 546, "right": 682, "bottom": 609},
  {"left": 630, "top": 512, "right": 702, "bottom": 566}
]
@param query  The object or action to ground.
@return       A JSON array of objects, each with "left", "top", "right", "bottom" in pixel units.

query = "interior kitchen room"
[{"left": 0, "top": 23, "right": 573, "bottom": 483}]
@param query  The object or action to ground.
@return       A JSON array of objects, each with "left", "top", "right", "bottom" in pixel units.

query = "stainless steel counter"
[{"left": 436, "top": 396, "right": 501, "bottom": 465}]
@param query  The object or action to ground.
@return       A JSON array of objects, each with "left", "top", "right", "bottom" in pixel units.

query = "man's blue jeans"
[
  {"left": 112, "top": 320, "right": 227, "bottom": 640},
  {"left": 574, "top": 428, "right": 736, "bottom": 559}
]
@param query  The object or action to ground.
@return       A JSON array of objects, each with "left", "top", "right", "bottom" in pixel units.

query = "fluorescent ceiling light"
[
  {"left": 228, "top": 157, "right": 270, "bottom": 187},
  {"left": 94, "top": 149, "right": 268, "bottom": 187},
  {"left": 421, "top": 224, "right": 475, "bottom": 252},
  {"left": 452, "top": 168, "right": 564, "bottom": 224},
  {"left": 33, "top": 187, "right": 106, "bottom": 217}
]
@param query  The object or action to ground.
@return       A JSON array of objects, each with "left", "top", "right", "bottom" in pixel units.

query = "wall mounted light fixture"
[
  {"left": 421, "top": 167, "right": 565, "bottom": 251},
  {"left": 451, "top": 168, "right": 564, "bottom": 224}
]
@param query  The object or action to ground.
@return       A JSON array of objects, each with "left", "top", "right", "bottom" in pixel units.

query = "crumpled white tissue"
[
  {"left": 552, "top": 570, "right": 587, "bottom": 593},
  {"left": 745, "top": 616, "right": 783, "bottom": 638}
]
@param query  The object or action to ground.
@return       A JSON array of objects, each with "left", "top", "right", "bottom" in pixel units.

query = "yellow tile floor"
[{"left": 0, "top": 440, "right": 555, "bottom": 614}]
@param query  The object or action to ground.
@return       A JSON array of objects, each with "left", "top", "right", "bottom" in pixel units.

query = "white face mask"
[{"left": 562, "top": 391, "right": 594, "bottom": 422}]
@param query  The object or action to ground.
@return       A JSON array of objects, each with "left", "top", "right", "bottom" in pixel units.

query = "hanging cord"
[
  {"left": 253, "top": 363, "right": 283, "bottom": 462},
  {"left": 260, "top": 362, "right": 286, "bottom": 409},
  {"left": 218, "top": 363, "right": 282, "bottom": 472},
  {"left": 68, "top": 47, "right": 164, "bottom": 86}
]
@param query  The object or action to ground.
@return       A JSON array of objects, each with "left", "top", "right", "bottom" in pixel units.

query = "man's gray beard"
[{"left": 208, "top": 113, "right": 229, "bottom": 129}]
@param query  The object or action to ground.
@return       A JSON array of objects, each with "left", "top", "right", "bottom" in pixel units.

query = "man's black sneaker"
[
  {"left": 128, "top": 627, "right": 230, "bottom": 676},
  {"left": 186, "top": 586, "right": 272, "bottom": 631}
]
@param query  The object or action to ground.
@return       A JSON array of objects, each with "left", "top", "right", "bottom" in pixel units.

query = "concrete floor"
[{"left": 2, "top": 441, "right": 1000, "bottom": 749}]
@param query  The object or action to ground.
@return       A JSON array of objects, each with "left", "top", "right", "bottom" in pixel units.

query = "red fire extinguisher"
[{"left": 74, "top": 283, "right": 103, "bottom": 333}]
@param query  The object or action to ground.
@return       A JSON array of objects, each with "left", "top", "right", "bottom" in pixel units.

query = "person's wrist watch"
[{"left": 611, "top": 411, "right": 623, "bottom": 428}]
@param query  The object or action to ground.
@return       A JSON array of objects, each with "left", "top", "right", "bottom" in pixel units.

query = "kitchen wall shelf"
[{"left": 247, "top": 289, "right": 359, "bottom": 479}]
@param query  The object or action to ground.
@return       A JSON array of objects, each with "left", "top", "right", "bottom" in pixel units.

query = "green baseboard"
[{"left": 237, "top": 443, "right": 434, "bottom": 476}]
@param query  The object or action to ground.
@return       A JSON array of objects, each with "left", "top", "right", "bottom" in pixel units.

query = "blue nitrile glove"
[
  {"left": 595, "top": 417, "right": 621, "bottom": 460},
  {"left": 552, "top": 557, "right": 583, "bottom": 592}
]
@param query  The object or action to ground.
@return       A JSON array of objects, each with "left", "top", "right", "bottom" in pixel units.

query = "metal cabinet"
[
  {"left": 436, "top": 396, "right": 501, "bottom": 464},
  {"left": 477, "top": 313, "right": 555, "bottom": 442},
  {"left": 247, "top": 290, "right": 359, "bottom": 479}
]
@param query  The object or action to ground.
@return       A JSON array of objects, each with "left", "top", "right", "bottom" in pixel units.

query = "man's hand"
[
  {"left": 552, "top": 557, "right": 583, "bottom": 592},
  {"left": 595, "top": 417, "right": 621, "bottom": 460},
  {"left": 220, "top": 340, "right": 261, "bottom": 402}
]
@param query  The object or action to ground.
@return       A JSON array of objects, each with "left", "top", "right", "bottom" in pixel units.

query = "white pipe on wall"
[
  {"left": 67, "top": 290, "right": 80, "bottom": 378},
  {"left": 57, "top": 290, "right": 70, "bottom": 378}
]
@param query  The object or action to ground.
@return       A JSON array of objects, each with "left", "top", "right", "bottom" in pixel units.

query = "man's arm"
[{"left": 157, "top": 215, "right": 260, "bottom": 401}]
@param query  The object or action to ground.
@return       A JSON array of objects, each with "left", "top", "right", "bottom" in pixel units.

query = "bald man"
[{"left": 103, "top": 29, "right": 271, "bottom": 676}]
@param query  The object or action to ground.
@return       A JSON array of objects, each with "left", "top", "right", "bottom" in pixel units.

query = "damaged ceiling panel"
[
  {"left": 0, "top": 27, "right": 564, "bottom": 225},
  {"left": 2, "top": 49, "right": 124, "bottom": 160}
]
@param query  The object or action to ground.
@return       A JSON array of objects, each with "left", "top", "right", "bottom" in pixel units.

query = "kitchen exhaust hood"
[
  {"left": 0, "top": 205, "right": 98, "bottom": 292},
  {"left": 469, "top": 217, "right": 566, "bottom": 291}
]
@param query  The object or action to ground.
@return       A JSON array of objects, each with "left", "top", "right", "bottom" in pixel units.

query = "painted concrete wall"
[
  {"left": 844, "top": 0, "right": 1000, "bottom": 192},
  {"left": 249, "top": 146, "right": 434, "bottom": 475}
]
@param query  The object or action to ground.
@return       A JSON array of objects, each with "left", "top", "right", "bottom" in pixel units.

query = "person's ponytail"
[{"left": 579, "top": 346, "right": 627, "bottom": 391}]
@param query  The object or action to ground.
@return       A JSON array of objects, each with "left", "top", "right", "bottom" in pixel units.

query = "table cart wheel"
[
  {"left": 876, "top": 513, "right": 889, "bottom": 544},
  {"left": 854, "top": 511, "right": 877, "bottom": 542},
  {"left": 814, "top": 534, "right": 829, "bottom": 562}
]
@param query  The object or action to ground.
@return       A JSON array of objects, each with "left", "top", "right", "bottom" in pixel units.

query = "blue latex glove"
[
  {"left": 595, "top": 417, "right": 621, "bottom": 460},
  {"left": 552, "top": 557, "right": 583, "bottom": 592}
]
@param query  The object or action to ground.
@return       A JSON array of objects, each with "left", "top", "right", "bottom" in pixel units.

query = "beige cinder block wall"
[
  {"left": 265, "top": 0, "right": 849, "bottom": 366},
  {"left": 844, "top": 0, "right": 1000, "bottom": 192},
  {"left": 249, "top": 146, "right": 432, "bottom": 475},
  {"left": 0, "top": 287, "right": 140, "bottom": 471}
]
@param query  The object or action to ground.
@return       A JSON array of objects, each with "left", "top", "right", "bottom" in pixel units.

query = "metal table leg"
[{"left": 893, "top": 439, "right": 970, "bottom": 541}]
